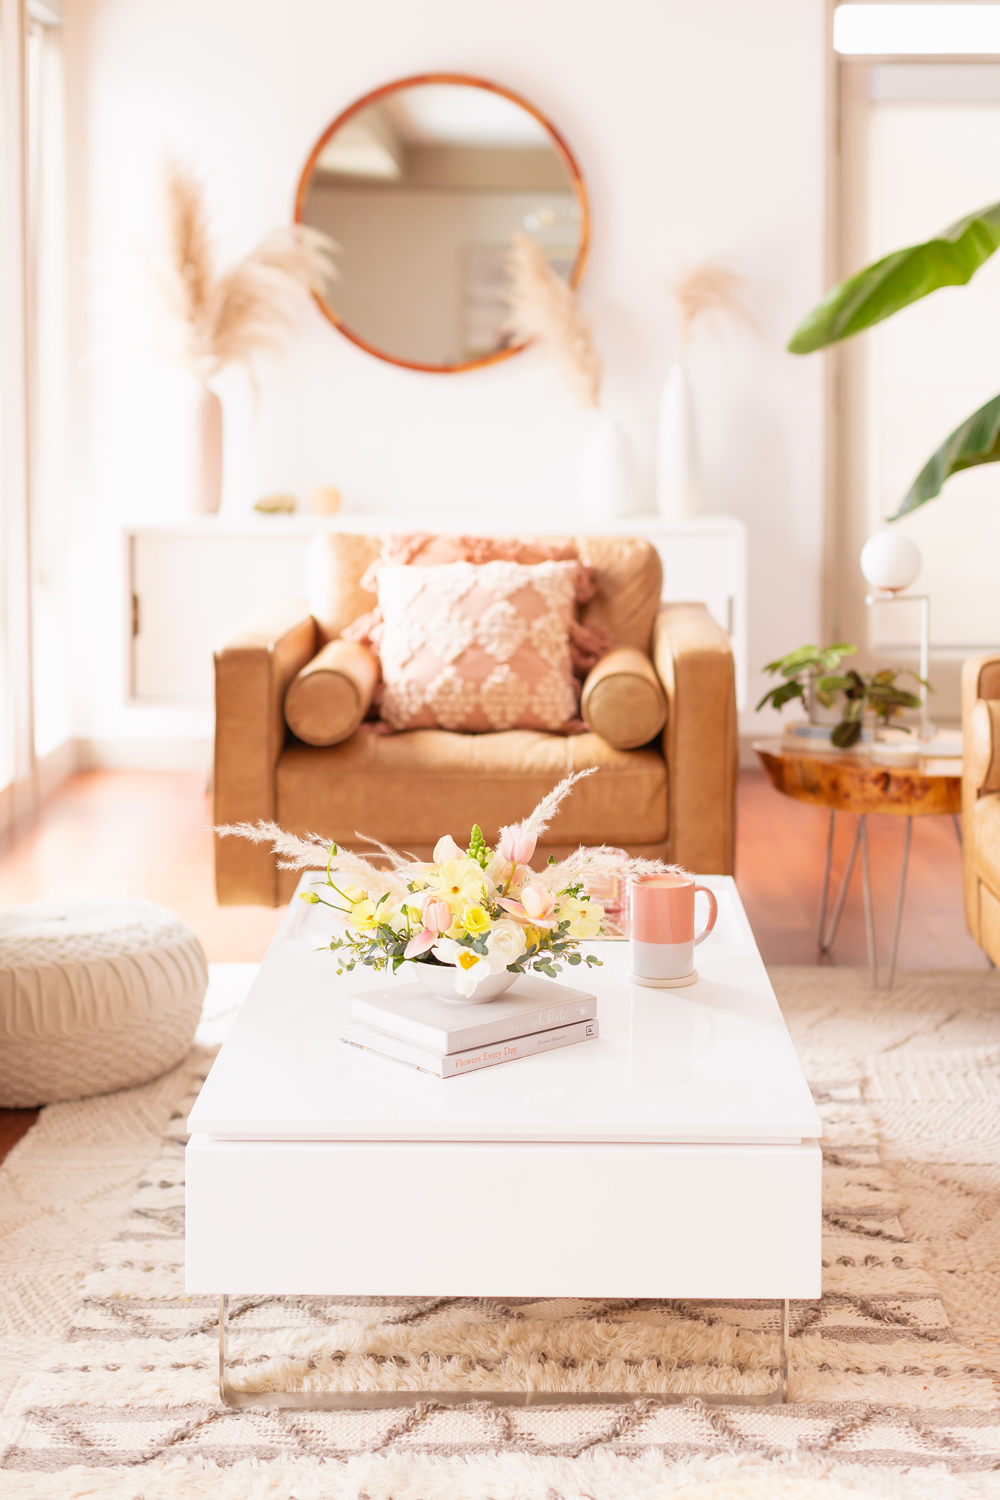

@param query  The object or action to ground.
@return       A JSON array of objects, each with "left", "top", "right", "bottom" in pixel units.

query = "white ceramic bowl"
[{"left": 414, "top": 966, "right": 517, "bottom": 1003}]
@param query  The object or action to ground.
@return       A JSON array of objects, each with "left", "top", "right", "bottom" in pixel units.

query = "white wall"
[{"left": 63, "top": 0, "right": 827, "bottom": 757}]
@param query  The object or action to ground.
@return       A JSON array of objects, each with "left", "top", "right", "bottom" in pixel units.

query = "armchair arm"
[
  {"left": 961, "top": 653, "right": 1000, "bottom": 941},
  {"left": 652, "top": 603, "right": 737, "bottom": 874},
  {"left": 214, "top": 598, "right": 317, "bottom": 905}
]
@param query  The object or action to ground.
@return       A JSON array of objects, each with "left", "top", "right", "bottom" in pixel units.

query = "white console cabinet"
[{"left": 124, "top": 513, "right": 747, "bottom": 710}]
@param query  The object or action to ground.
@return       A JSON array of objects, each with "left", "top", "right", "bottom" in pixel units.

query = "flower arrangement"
[{"left": 217, "top": 770, "right": 684, "bottom": 998}]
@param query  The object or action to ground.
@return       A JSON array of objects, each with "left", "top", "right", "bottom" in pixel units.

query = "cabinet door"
[{"left": 130, "top": 534, "right": 310, "bottom": 702}]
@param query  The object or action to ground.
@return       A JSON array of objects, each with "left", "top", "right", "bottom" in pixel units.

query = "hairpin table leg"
[{"left": 819, "top": 814, "right": 861, "bottom": 954}]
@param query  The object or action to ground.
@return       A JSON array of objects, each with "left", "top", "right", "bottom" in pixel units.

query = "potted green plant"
[{"left": 758, "top": 644, "right": 924, "bottom": 748}]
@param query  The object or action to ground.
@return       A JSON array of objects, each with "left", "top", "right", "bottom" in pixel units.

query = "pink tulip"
[
  {"left": 421, "top": 895, "right": 453, "bottom": 933},
  {"left": 404, "top": 929, "right": 437, "bottom": 959},
  {"left": 520, "top": 882, "right": 555, "bottom": 922},
  {"left": 498, "top": 826, "right": 537, "bottom": 865}
]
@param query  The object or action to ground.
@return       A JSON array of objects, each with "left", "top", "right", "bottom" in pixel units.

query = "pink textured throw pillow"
[{"left": 375, "top": 560, "right": 581, "bottom": 733}]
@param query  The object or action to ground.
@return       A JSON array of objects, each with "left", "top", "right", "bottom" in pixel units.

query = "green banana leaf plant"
[{"left": 788, "top": 200, "right": 1000, "bottom": 518}]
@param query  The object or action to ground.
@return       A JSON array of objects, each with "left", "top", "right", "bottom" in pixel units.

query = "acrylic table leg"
[
  {"left": 217, "top": 1293, "right": 791, "bottom": 1408},
  {"left": 953, "top": 814, "right": 963, "bottom": 849}
]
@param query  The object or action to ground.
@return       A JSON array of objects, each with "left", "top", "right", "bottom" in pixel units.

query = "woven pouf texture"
[{"left": 0, "top": 897, "right": 207, "bottom": 1106}]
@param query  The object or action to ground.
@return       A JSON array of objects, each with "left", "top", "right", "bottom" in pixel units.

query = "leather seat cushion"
[{"left": 276, "top": 724, "right": 668, "bottom": 851}]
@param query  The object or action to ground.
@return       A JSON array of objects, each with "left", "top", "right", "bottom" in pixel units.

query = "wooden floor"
[{"left": 0, "top": 764, "right": 987, "bottom": 1163}]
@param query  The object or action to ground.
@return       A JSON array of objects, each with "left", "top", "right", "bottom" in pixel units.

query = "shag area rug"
[{"left": 1, "top": 966, "right": 1000, "bottom": 1499}]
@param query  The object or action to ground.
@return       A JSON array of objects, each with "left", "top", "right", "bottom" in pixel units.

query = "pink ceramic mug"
[{"left": 630, "top": 874, "right": 718, "bottom": 985}]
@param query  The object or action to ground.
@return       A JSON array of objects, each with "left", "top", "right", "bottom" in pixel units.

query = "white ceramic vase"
[
  {"left": 577, "top": 410, "right": 636, "bottom": 520},
  {"left": 194, "top": 385, "right": 223, "bottom": 515},
  {"left": 414, "top": 965, "right": 517, "bottom": 1004},
  {"left": 655, "top": 361, "right": 700, "bottom": 520}
]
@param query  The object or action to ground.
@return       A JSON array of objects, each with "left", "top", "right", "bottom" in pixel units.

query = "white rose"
[
  {"left": 486, "top": 917, "right": 528, "bottom": 972},
  {"left": 433, "top": 834, "right": 467, "bottom": 865}
]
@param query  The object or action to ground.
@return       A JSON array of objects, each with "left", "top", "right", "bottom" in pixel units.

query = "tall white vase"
[
  {"left": 656, "top": 361, "right": 700, "bottom": 520},
  {"left": 195, "top": 385, "right": 223, "bottom": 515},
  {"left": 576, "top": 410, "right": 636, "bottom": 520}
]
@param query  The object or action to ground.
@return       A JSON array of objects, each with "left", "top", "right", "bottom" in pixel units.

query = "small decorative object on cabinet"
[
  {"left": 310, "top": 486, "right": 342, "bottom": 515},
  {"left": 163, "top": 162, "right": 337, "bottom": 515},
  {"left": 253, "top": 494, "right": 296, "bottom": 515},
  {"left": 657, "top": 259, "right": 753, "bottom": 520},
  {"left": 217, "top": 772, "right": 683, "bottom": 1000}
]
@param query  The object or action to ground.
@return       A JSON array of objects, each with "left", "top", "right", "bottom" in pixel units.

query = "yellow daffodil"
[{"left": 425, "top": 858, "right": 487, "bottom": 913}]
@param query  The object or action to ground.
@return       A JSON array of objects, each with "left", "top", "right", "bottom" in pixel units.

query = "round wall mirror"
[{"left": 295, "top": 73, "right": 589, "bottom": 372}]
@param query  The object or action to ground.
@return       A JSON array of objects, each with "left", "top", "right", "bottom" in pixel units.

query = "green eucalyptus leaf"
[
  {"left": 789, "top": 201, "right": 1000, "bottom": 354},
  {"left": 893, "top": 390, "right": 1000, "bottom": 517}
]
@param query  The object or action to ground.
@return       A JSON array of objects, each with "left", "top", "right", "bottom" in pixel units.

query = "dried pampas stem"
[
  {"left": 538, "top": 844, "right": 687, "bottom": 893},
  {"left": 667, "top": 258, "right": 755, "bottom": 349},
  {"left": 502, "top": 768, "right": 597, "bottom": 845},
  {"left": 505, "top": 233, "right": 601, "bottom": 408},
  {"left": 214, "top": 820, "right": 397, "bottom": 895},
  {"left": 165, "top": 161, "right": 339, "bottom": 382}
]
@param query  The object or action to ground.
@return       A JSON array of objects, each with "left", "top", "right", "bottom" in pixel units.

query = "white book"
[
  {"left": 340, "top": 1017, "right": 599, "bottom": 1078},
  {"left": 350, "top": 974, "right": 597, "bottom": 1053}
]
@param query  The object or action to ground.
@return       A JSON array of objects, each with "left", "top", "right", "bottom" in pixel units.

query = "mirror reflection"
[{"left": 297, "top": 78, "right": 587, "bottom": 370}]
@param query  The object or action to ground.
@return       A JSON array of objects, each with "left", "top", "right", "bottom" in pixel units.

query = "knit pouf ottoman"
[{"left": 0, "top": 898, "right": 208, "bottom": 1107}]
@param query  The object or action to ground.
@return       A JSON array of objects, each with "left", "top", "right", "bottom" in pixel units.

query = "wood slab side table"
[{"left": 753, "top": 738, "right": 962, "bottom": 989}]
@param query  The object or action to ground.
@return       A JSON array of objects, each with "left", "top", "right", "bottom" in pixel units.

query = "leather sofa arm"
[
  {"left": 968, "top": 700, "right": 1000, "bottom": 796},
  {"left": 961, "top": 653, "right": 1000, "bottom": 943},
  {"left": 652, "top": 603, "right": 737, "bottom": 874},
  {"left": 214, "top": 599, "right": 317, "bottom": 905}
]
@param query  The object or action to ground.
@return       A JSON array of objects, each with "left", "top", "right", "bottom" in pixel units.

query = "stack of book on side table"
[{"left": 341, "top": 974, "right": 599, "bottom": 1078}]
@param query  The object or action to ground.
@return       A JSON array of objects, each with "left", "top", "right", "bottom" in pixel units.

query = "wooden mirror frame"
[{"left": 294, "top": 72, "right": 590, "bottom": 374}]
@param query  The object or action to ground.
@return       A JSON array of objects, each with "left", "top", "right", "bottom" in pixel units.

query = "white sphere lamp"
[{"left": 860, "top": 531, "right": 922, "bottom": 595}]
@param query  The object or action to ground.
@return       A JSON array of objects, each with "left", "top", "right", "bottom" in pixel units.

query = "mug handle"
[{"left": 693, "top": 885, "right": 718, "bottom": 946}]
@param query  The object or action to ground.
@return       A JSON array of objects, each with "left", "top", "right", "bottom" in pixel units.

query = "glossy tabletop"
[{"left": 187, "top": 875, "right": 821, "bottom": 1146}]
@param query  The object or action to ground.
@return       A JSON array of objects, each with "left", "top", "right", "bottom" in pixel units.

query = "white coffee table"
[{"left": 186, "top": 874, "right": 822, "bottom": 1408}]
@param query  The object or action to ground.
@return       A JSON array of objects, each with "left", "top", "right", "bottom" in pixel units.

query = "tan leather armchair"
[
  {"left": 213, "top": 534, "right": 738, "bottom": 906},
  {"left": 962, "top": 653, "right": 1000, "bottom": 963}
]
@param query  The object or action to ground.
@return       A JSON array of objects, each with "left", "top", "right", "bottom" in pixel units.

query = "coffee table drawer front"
[{"left": 185, "top": 1136, "right": 821, "bottom": 1299}]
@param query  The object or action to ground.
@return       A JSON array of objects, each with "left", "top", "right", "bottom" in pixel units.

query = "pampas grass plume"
[
  {"left": 165, "top": 161, "right": 339, "bottom": 381},
  {"left": 505, "top": 233, "right": 601, "bottom": 408},
  {"left": 668, "top": 258, "right": 755, "bottom": 349}
]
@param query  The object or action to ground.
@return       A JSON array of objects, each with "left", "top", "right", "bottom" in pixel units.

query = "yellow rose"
[
  {"left": 461, "top": 904, "right": 490, "bottom": 935},
  {"left": 340, "top": 884, "right": 367, "bottom": 904}
]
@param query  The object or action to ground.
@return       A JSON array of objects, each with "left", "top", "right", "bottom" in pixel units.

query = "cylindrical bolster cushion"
[
  {"left": 581, "top": 647, "right": 668, "bottom": 750},
  {"left": 284, "top": 638, "right": 378, "bottom": 747},
  {"left": 969, "top": 699, "right": 1000, "bottom": 794}
]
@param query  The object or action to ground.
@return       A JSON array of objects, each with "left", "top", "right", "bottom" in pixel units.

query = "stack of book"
[{"left": 341, "top": 974, "right": 599, "bottom": 1078}]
